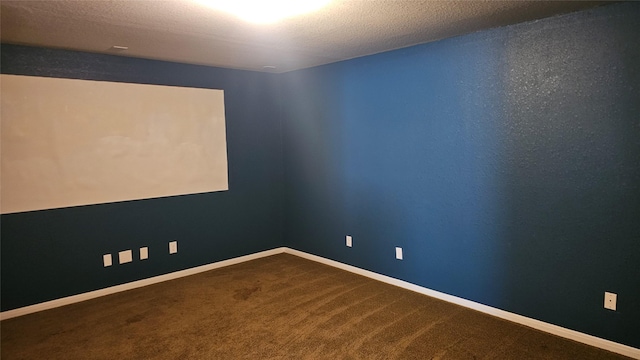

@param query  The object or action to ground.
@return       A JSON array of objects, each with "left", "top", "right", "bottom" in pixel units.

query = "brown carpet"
[{"left": 1, "top": 254, "right": 632, "bottom": 359}]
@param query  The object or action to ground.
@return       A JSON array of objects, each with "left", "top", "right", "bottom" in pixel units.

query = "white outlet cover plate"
[
  {"left": 103, "top": 254, "right": 112, "bottom": 267},
  {"left": 118, "top": 250, "right": 133, "bottom": 264},
  {"left": 169, "top": 241, "right": 178, "bottom": 254},
  {"left": 346, "top": 235, "right": 352, "bottom": 247},
  {"left": 140, "top": 247, "right": 149, "bottom": 260},
  {"left": 395, "top": 247, "right": 403, "bottom": 260},
  {"left": 604, "top": 292, "right": 617, "bottom": 311}
]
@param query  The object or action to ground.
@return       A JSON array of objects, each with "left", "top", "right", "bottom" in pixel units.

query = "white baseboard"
[
  {"left": 284, "top": 248, "right": 640, "bottom": 359},
  {"left": 2, "top": 246, "right": 637, "bottom": 359},
  {"left": 0, "top": 247, "right": 286, "bottom": 321}
]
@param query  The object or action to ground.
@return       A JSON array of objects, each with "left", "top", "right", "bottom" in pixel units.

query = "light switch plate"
[
  {"left": 395, "top": 247, "right": 403, "bottom": 260},
  {"left": 604, "top": 292, "right": 617, "bottom": 311},
  {"left": 103, "top": 254, "right": 112, "bottom": 267},
  {"left": 169, "top": 241, "right": 178, "bottom": 254},
  {"left": 140, "top": 247, "right": 148, "bottom": 260},
  {"left": 346, "top": 235, "right": 352, "bottom": 247},
  {"left": 118, "top": 250, "right": 133, "bottom": 264}
]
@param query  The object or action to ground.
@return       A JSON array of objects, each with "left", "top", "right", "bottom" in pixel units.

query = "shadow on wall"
[
  {"left": 0, "top": 45, "right": 285, "bottom": 312},
  {"left": 500, "top": 8, "right": 640, "bottom": 346},
  {"left": 282, "top": 68, "right": 348, "bottom": 259},
  {"left": 337, "top": 42, "right": 509, "bottom": 304},
  {"left": 282, "top": 2, "right": 640, "bottom": 349},
  {"left": 283, "top": 31, "right": 511, "bottom": 308}
]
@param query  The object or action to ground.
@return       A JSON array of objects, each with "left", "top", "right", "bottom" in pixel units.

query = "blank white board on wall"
[{"left": 1, "top": 74, "right": 228, "bottom": 214}]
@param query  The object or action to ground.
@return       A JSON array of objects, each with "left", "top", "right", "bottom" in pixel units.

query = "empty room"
[{"left": 1, "top": 0, "right": 638, "bottom": 359}]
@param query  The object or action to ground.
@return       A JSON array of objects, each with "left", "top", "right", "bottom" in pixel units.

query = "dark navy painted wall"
[
  {"left": 281, "top": 3, "right": 640, "bottom": 348},
  {"left": 1, "top": 45, "right": 283, "bottom": 311}
]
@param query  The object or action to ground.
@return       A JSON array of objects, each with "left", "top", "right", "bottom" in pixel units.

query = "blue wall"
[
  {"left": 281, "top": 2, "right": 640, "bottom": 348},
  {"left": 1, "top": 45, "right": 284, "bottom": 311}
]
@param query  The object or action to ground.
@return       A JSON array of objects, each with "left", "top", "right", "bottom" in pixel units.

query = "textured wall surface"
[
  {"left": 1, "top": 45, "right": 283, "bottom": 311},
  {"left": 281, "top": 2, "right": 640, "bottom": 348}
]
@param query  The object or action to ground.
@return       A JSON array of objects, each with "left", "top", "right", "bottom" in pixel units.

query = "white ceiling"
[{"left": 1, "top": 0, "right": 612, "bottom": 73}]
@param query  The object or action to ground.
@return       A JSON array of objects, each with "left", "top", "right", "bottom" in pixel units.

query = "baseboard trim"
[
  {"left": 2, "top": 246, "right": 637, "bottom": 358},
  {"left": 0, "top": 247, "right": 286, "bottom": 321},
  {"left": 283, "top": 248, "right": 640, "bottom": 359}
]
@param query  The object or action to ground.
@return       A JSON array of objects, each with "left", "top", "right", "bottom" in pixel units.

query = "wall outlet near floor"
[
  {"left": 604, "top": 292, "right": 617, "bottom": 311},
  {"left": 395, "top": 247, "right": 403, "bottom": 260},
  {"left": 169, "top": 241, "right": 178, "bottom": 254},
  {"left": 346, "top": 235, "right": 352, "bottom": 247},
  {"left": 118, "top": 250, "right": 133, "bottom": 264},
  {"left": 103, "top": 254, "right": 112, "bottom": 267},
  {"left": 140, "top": 247, "right": 149, "bottom": 260}
]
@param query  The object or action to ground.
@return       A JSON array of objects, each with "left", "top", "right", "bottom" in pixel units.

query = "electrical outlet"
[
  {"left": 103, "top": 254, "right": 112, "bottom": 267},
  {"left": 169, "top": 241, "right": 178, "bottom": 254},
  {"left": 140, "top": 247, "right": 148, "bottom": 260},
  {"left": 118, "top": 250, "right": 133, "bottom": 264},
  {"left": 604, "top": 292, "right": 617, "bottom": 311},
  {"left": 346, "top": 235, "right": 352, "bottom": 247},
  {"left": 395, "top": 247, "right": 403, "bottom": 260}
]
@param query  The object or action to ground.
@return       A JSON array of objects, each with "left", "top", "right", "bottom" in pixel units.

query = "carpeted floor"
[{"left": 1, "top": 254, "right": 632, "bottom": 359}]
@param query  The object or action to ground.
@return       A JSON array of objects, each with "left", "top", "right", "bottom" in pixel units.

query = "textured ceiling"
[{"left": 1, "top": 0, "right": 611, "bottom": 73}]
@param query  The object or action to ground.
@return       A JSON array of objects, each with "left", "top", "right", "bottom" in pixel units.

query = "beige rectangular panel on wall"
[{"left": 1, "top": 74, "right": 228, "bottom": 214}]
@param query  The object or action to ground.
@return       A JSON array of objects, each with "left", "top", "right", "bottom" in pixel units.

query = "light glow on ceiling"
[{"left": 197, "top": 0, "right": 331, "bottom": 24}]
